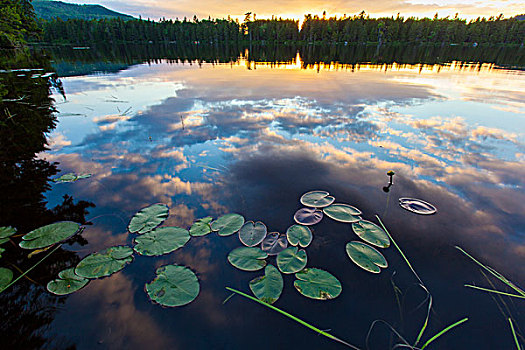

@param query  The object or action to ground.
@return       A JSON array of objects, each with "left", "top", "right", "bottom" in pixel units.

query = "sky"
[{"left": 63, "top": 0, "right": 524, "bottom": 22}]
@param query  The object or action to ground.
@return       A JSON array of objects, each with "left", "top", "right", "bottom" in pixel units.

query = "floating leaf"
[
  {"left": 239, "top": 221, "right": 267, "bottom": 247},
  {"left": 399, "top": 198, "right": 437, "bottom": 215},
  {"left": 75, "top": 246, "right": 133, "bottom": 279},
  {"left": 0, "top": 239, "right": 8, "bottom": 246},
  {"left": 323, "top": 204, "right": 361, "bottom": 223},
  {"left": 294, "top": 268, "right": 342, "bottom": 300},
  {"left": 189, "top": 217, "right": 213, "bottom": 237},
  {"left": 19, "top": 222, "right": 80, "bottom": 249},
  {"left": 0, "top": 226, "right": 16, "bottom": 239},
  {"left": 294, "top": 208, "right": 323, "bottom": 225},
  {"left": 133, "top": 227, "right": 190, "bottom": 256},
  {"left": 228, "top": 247, "right": 268, "bottom": 271},
  {"left": 211, "top": 213, "right": 245, "bottom": 236},
  {"left": 346, "top": 241, "right": 388, "bottom": 273},
  {"left": 0, "top": 247, "right": 4, "bottom": 258},
  {"left": 0, "top": 267, "right": 13, "bottom": 290},
  {"left": 352, "top": 220, "right": 390, "bottom": 248},
  {"left": 128, "top": 204, "right": 169, "bottom": 234},
  {"left": 300, "top": 190, "right": 335, "bottom": 208},
  {"left": 146, "top": 264, "right": 199, "bottom": 307},
  {"left": 286, "top": 224, "right": 312, "bottom": 247},
  {"left": 53, "top": 173, "right": 92, "bottom": 183},
  {"left": 47, "top": 268, "right": 89, "bottom": 295},
  {"left": 261, "top": 232, "right": 288, "bottom": 256},
  {"left": 249, "top": 265, "right": 283, "bottom": 304},
  {"left": 277, "top": 247, "right": 307, "bottom": 274}
]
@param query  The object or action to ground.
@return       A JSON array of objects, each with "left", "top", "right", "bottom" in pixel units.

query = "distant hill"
[{"left": 33, "top": 0, "right": 135, "bottom": 21}]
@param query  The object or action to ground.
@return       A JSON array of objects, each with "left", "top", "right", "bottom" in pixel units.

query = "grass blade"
[
  {"left": 225, "top": 287, "right": 360, "bottom": 350},
  {"left": 464, "top": 285, "right": 525, "bottom": 299},
  {"left": 420, "top": 317, "right": 468, "bottom": 350},
  {"left": 414, "top": 292, "right": 432, "bottom": 347},
  {"left": 509, "top": 318, "right": 523, "bottom": 350}
]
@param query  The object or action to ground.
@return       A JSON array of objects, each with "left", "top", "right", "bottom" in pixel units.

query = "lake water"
[{"left": 1, "top": 44, "right": 524, "bottom": 349}]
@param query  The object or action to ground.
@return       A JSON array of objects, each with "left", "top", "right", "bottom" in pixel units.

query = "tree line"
[
  {"left": 0, "top": 0, "right": 40, "bottom": 47},
  {"left": 40, "top": 12, "right": 524, "bottom": 45}
]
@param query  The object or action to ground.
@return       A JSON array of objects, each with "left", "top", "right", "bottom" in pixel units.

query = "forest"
[{"left": 41, "top": 12, "right": 524, "bottom": 45}]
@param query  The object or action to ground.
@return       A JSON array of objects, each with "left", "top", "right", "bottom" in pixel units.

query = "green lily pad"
[
  {"left": 75, "top": 246, "right": 134, "bottom": 279},
  {"left": 146, "top": 265, "right": 199, "bottom": 307},
  {"left": 47, "top": 268, "right": 89, "bottom": 295},
  {"left": 19, "top": 221, "right": 80, "bottom": 249},
  {"left": 239, "top": 221, "right": 267, "bottom": 247},
  {"left": 0, "top": 267, "right": 13, "bottom": 290},
  {"left": 323, "top": 204, "right": 362, "bottom": 223},
  {"left": 211, "top": 213, "right": 245, "bottom": 236},
  {"left": 294, "top": 268, "right": 342, "bottom": 300},
  {"left": 53, "top": 173, "right": 92, "bottom": 183},
  {"left": 286, "top": 224, "right": 312, "bottom": 247},
  {"left": 300, "top": 190, "right": 335, "bottom": 208},
  {"left": 346, "top": 241, "right": 388, "bottom": 273},
  {"left": 227, "top": 247, "right": 268, "bottom": 271},
  {"left": 189, "top": 217, "right": 213, "bottom": 237},
  {"left": 294, "top": 207, "right": 323, "bottom": 225},
  {"left": 0, "top": 226, "right": 16, "bottom": 239},
  {"left": 261, "top": 232, "right": 288, "bottom": 256},
  {"left": 249, "top": 264, "right": 283, "bottom": 304},
  {"left": 128, "top": 204, "right": 169, "bottom": 234},
  {"left": 133, "top": 227, "right": 190, "bottom": 256},
  {"left": 277, "top": 247, "right": 307, "bottom": 274},
  {"left": 352, "top": 220, "right": 390, "bottom": 248}
]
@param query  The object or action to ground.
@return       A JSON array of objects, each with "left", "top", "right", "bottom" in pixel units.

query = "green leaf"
[
  {"left": 277, "top": 247, "right": 307, "bottom": 274},
  {"left": 133, "top": 227, "right": 190, "bottom": 256},
  {"left": 300, "top": 190, "right": 335, "bottom": 208},
  {"left": 146, "top": 264, "right": 200, "bottom": 307},
  {"left": 19, "top": 222, "right": 80, "bottom": 249},
  {"left": 189, "top": 217, "right": 213, "bottom": 237},
  {"left": 228, "top": 247, "right": 268, "bottom": 271},
  {"left": 128, "top": 204, "right": 169, "bottom": 234},
  {"left": 0, "top": 267, "right": 13, "bottom": 290},
  {"left": 261, "top": 232, "right": 288, "bottom": 256},
  {"left": 249, "top": 265, "right": 283, "bottom": 304},
  {"left": 286, "top": 224, "right": 312, "bottom": 247},
  {"left": 345, "top": 241, "right": 388, "bottom": 273},
  {"left": 75, "top": 246, "right": 133, "bottom": 278},
  {"left": 47, "top": 268, "right": 89, "bottom": 295},
  {"left": 294, "top": 268, "right": 342, "bottom": 300},
  {"left": 211, "top": 213, "right": 245, "bottom": 236},
  {"left": 323, "top": 204, "right": 362, "bottom": 223},
  {"left": 239, "top": 221, "right": 267, "bottom": 247},
  {"left": 0, "top": 226, "right": 16, "bottom": 239},
  {"left": 0, "top": 239, "right": 8, "bottom": 246},
  {"left": 0, "top": 247, "right": 4, "bottom": 258},
  {"left": 294, "top": 207, "right": 323, "bottom": 225},
  {"left": 352, "top": 220, "right": 390, "bottom": 248}
]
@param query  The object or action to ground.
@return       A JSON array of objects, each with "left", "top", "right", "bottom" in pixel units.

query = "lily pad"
[
  {"left": 19, "top": 221, "right": 80, "bottom": 249},
  {"left": 47, "top": 268, "right": 89, "bottom": 295},
  {"left": 261, "top": 232, "right": 288, "bottom": 256},
  {"left": 277, "top": 247, "right": 307, "bottom": 274},
  {"left": 323, "top": 204, "right": 362, "bottom": 223},
  {"left": 128, "top": 204, "right": 169, "bottom": 234},
  {"left": 133, "top": 227, "right": 190, "bottom": 256},
  {"left": 249, "top": 264, "right": 283, "bottom": 304},
  {"left": 352, "top": 220, "right": 390, "bottom": 248},
  {"left": 300, "top": 190, "right": 335, "bottom": 208},
  {"left": 227, "top": 247, "right": 268, "bottom": 271},
  {"left": 294, "top": 268, "right": 342, "bottom": 300},
  {"left": 293, "top": 207, "right": 323, "bottom": 225},
  {"left": 399, "top": 198, "right": 437, "bottom": 215},
  {"left": 189, "top": 217, "right": 213, "bottom": 237},
  {"left": 0, "top": 267, "right": 13, "bottom": 290},
  {"left": 346, "top": 241, "right": 388, "bottom": 273},
  {"left": 146, "top": 264, "right": 199, "bottom": 307},
  {"left": 239, "top": 221, "right": 267, "bottom": 247},
  {"left": 211, "top": 213, "right": 245, "bottom": 236},
  {"left": 286, "top": 224, "right": 312, "bottom": 247},
  {"left": 53, "top": 173, "right": 92, "bottom": 183},
  {"left": 75, "top": 246, "right": 134, "bottom": 279},
  {"left": 0, "top": 226, "right": 16, "bottom": 239}
]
